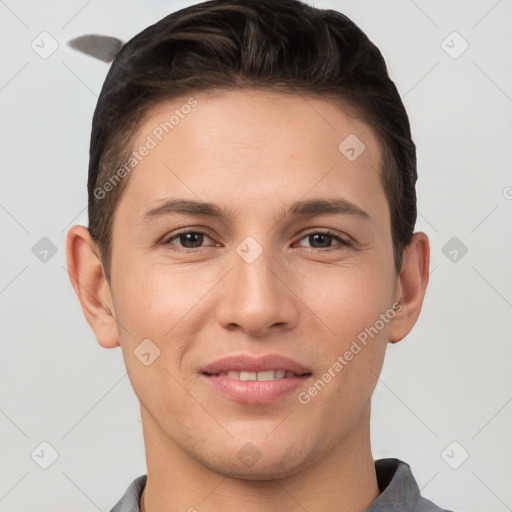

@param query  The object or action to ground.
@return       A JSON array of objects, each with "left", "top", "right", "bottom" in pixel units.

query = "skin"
[{"left": 67, "top": 89, "right": 429, "bottom": 512}]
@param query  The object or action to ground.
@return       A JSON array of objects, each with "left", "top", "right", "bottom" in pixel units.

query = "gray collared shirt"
[{"left": 110, "top": 458, "right": 453, "bottom": 511}]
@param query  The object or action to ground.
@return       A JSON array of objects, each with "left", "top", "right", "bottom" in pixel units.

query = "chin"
[{"left": 195, "top": 442, "right": 313, "bottom": 481}]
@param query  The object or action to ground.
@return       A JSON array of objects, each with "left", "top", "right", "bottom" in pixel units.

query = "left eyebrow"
[
  {"left": 286, "top": 198, "right": 371, "bottom": 221},
  {"left": 140, "top": 197, "right": 371, "bottom": 224}
]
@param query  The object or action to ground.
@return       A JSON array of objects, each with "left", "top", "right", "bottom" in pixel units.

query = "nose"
[{"left": 215, "top": 245, "right": 299, "bottom": 337}]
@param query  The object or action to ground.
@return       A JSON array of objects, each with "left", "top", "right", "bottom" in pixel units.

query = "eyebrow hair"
[
  {"left": 140, "top": 198, "right": 371, "bottom": 223},
  {"left": 288, "top": 198, "right": 370, "bottom": 220}
]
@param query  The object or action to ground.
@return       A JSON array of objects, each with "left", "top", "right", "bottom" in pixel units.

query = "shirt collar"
[{"left": 110, "top": 458, "right": 440, "bottom": 512}]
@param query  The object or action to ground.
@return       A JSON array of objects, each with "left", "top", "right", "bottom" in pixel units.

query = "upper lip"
[{"left": 201, "top": 354, "right": 311, "bottom": 375}]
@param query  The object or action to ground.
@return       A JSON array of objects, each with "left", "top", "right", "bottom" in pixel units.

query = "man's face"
[{"left": 108, "top": 89, "right": 400, "bottom": 478}]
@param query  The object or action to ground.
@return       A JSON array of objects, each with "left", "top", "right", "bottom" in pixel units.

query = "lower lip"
[{"left": 201, "top": 374, "right": 311, "bottom": 404}]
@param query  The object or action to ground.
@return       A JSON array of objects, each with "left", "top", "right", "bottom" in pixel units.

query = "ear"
[
  {"left": 66, "top": 225, "right": 120, "bottom": 348},
  {"left": 388, "top": 231, "right": 430, "bottom": 344}
]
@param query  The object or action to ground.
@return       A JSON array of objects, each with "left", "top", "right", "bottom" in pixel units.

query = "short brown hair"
[{"left": 88, "top": 0, "right": 417, "bottom": 282}]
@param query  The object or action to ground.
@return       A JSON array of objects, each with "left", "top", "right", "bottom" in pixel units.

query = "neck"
[{"left": 139, "top": 405, "right": 379, "bottom": 512}]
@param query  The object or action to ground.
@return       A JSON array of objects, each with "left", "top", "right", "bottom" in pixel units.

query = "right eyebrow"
[{"left": 140, "top": 199, "right": 230, "bottom": 224}]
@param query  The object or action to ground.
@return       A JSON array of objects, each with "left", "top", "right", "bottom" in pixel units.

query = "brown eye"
[
  {"left": 296, "top": 230, "right": 350, "bottom": 250},
  {"left": 163, "top": 230, "right": 215, "bottom": 250}
]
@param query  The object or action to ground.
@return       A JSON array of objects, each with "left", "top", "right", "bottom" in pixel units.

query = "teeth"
[
  {"left": 254, "top": 370, "right": 274, "bottom": 381},
  {"left": 275, "top": 369, "right": 286, "bottom": 379},
  {"left": 239, "top": 371, "right": 257, "bottom": 381},
  {"left": 214, "top": 370, "right": 299, "bottom": 380}
]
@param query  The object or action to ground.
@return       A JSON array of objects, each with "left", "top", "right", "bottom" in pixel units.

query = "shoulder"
[
  {"left": 109, "top": 474, "right": 147, "bottom": 512},
  {"left": 368, "top": 458, "right": 454, "bottom": 512}
]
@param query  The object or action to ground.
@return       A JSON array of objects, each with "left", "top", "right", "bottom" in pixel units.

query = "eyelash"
[{"left": 162, "top": 228, "right": 351, "bottom": 252}]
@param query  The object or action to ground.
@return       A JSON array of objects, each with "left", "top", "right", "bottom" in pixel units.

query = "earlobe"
[
  {"left": 66, "top": 225, "right": 120, "bottom": 348},
  {"left": 388, "top": 232, "right": 430, "bottom": 344}
]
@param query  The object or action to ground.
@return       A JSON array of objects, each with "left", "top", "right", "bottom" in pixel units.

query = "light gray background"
[{"left": 1, "top": 0, "right": 511, "bottom": 510}]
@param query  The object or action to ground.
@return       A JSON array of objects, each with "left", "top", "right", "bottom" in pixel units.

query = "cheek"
[
  {"left": 299, "top": 259, "right": 395, "bottom": 341},
  {"left": 112, "top": 263, "right": 208, "bottom": 421},
  {"left": 299, "top": 260, "right": 394, "bottom": 389},
  {"left": 112, "top": 259, "right": 217, "bottom": 365}
]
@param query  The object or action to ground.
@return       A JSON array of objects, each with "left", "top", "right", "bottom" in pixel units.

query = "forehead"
[{"left": 118, "top": 89, "right": 387, "bottom": 225}]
